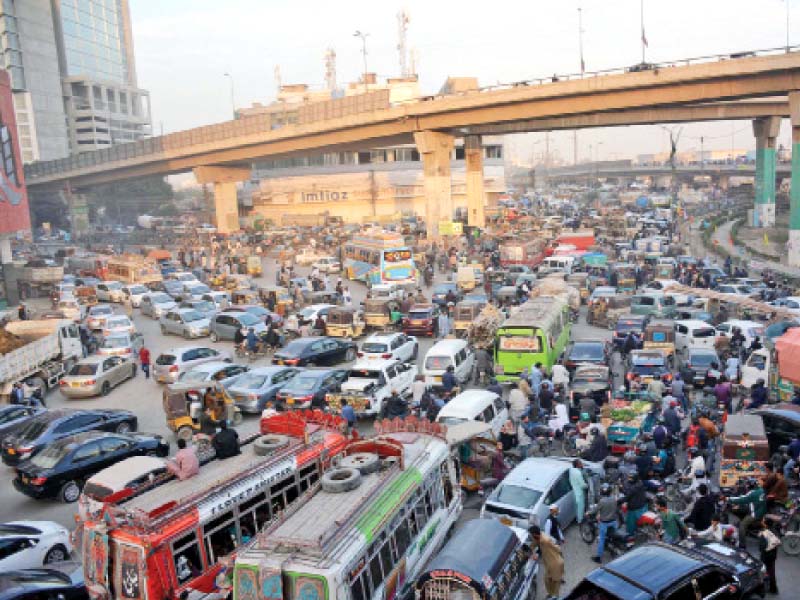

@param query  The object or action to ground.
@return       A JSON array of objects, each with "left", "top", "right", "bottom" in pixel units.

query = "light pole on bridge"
[
  {"left": 223, "top": 73, "right": 236, "bottom": 120},
  {"left": 353, "top": 31, "right": 370, "bottom": 93}
]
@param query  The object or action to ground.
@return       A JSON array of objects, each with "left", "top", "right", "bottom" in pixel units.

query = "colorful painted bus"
[
  {"left": 232, "top": 417, "right": 462, "bottom": 600},
  {"left": 493, "top": 297, "right": 571, "bottom": 383},
  {"left": 78, "top": 411, "right": 349, "bottom": 600},
  {"left": 343, "top": 232, "right": 417, "bottom": 287}
]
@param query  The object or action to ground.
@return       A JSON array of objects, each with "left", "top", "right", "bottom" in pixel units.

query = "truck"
[
  {"left": 324, "top": 358, "right": 417, "bottom": 417},
  {"left": 0, "top": 319, "right": 83, "bottom": 399},
  {"left": 741, "top": 326, "right": 800, "bottom": 401},
  {"left": 67, "top": 254, "right": 110, "bottom": 280},
  {"left": 16, "top": 263, "right": 64, "bottom": 299},
  {"left": 106, "top": 255, "right": 162, "bottom": 286}
]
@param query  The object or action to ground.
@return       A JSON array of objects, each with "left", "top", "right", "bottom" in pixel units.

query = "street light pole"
[
  {"left": 353, "top": 31, "right": 370, "bottom": 92},
  {"left": 223, "top": 73, "right": 236, "bottom": 120},
  {"left": 787, "top": 0, "right": 791, "bottom": 53},
  {"left": 578, "top": 6, "right": 585, "bottom": 74}
]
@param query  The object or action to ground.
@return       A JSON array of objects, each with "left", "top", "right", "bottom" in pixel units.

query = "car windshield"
[
  {"left": 182, "top": 311, "right": 204, "bottom": 322},
  {"left": 237, "top": 313, "right": 259, "bottom": 326},
  {"left": 101, "top": 336, "right": 130, "bottom": 349},
  {"left": 152, "top": 293, "right": 172, "bottom": 303},
  {"left": 361, "top": 342, "right": 388, "bottom": 353},
  {"left": 106, "top": 317, "right": 129, "bottom": 327},
  {"left": 425, "top": 356, "right": 452, "bottom": 370},
  {"left": 16, "top": 419, "right": 49, "bottom": 441},
  {"left": 288, "top": 376, "right": 320, "bottom": 391},
  {"left": 234, "top": 373, "right": 269, "bottom": 389},
  {"left": 690, "top": 353, "right": 717, "bottom": 367},
  {"left": 179, "top": 369, "right": 211, "bottom": 382},
  {"left": 155, "top": 354, "right": 176, "bottom": 365},
  {"left": 30, "top": 442, "right": 69, "bottom": 469},
  {"left": 92, "top": 306, "right": 113, "bottom": 316},
  {"left": 490, "top": 484, "right": 543, "bottom": 509},
  {"left": 616, "top": 320, "right": 643, "bottom": 333},
  {"left": 69, "top": 363, "right": 98, "bottom": 376},
  {"left": 129, "top": 285, "right": 147, "bottom": 294},
  {"left": 408, "top": 311, "right": 431, "bottom": 320},
  {"left": 569, "top": 343, "right": 604, "bottom": 360}
]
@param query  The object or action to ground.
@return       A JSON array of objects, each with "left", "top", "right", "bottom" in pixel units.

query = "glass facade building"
[{"left": 59, "top": 0, "right": 129, "bottom": 84}]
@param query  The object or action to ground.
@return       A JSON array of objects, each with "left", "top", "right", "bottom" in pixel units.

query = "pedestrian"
[
  {"left": 517, "top": 415, "right": 533, "bottom": 459},
  {"left": 17, "top": 302, "right": 26, "bottom": 321},
  {"left": 437, "top": 309, "right": 450, "bottom": 338},
  {"left": 508, "top": 380, "right": 529, "bottom": 423},
  {"left": 671, "top": 373, "right": 687, "bottom": 412},
  {"left": 657, "top": 497, "right": 687, "bottom": 544},
  {"left": 569, "top": 459, "right": 589, "bottom": 523},
  {"left": 10, "top": 382, "right": 25, "bottom": 405},
  {"left": 529, "top": 362, "right": 543, "bottom": 395},
  {"left": 686, "top": 484, "right": 716, "bottom": 532},
  {"left": 543, "top": 504, "right": 565, "bottom": 544},
  {"left": 757, "top": 519, "right": 781, "bottom": 595},
  {"left": 592, "top": 483, "right": 619, "bottom": 563},
  {"left": 343, "top": 286, "right": 352, "bottom": 307},
  {"left": 529, "top": 525, "right": 564, "bottom": 600},
  {"left": 124, "top": 296, "right": 134, "bottom": 319},
  {"left": 340, "top": 399, "right": 356, "bottom": 436},
  {"left": 139, "top": 345, "right": 151, "bottom": 379}
]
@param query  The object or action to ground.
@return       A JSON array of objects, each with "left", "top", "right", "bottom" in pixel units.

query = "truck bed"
[{"left": 0, "top": 321, "right": 63, "bottom": 385}]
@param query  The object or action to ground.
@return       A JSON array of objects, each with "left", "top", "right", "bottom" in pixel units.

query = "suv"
[
  {"left": 679, "top": 347, "right": 721, "bottom": 388},
  {"left": 153, "top": 346, "right": 231, "bottom": 383},
  {"left": 358, "top": 332, "right": 418, "bottom": 363},
  {"left": 564, "top": 541, "right": 764, "bottom": 599},
  {"left": 327, "top": 359, "right": 418, "bottom": 417},
  {"left": 402, "top": 304, "right": 441, "bottom": 337}
]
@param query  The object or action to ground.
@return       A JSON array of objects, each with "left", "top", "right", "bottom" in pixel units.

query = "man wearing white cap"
[{"left": 543, "top": 504, "right": 564, "bottom": 545}]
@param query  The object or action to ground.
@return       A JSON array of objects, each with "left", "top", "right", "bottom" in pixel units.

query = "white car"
[
  {"left": 370, "top": 283, "right": 401, "bottom": 300},
  {"left": 715, "top": 319, "right": 766, "bottom": 348},
  {"left": 166, "top": 271, "right": 199, "bottom": 284},
  {"left": 122, "top": 284, "right": 149, "bottom": 308},
  {"left": 297, "top": 303, "right": 336, "bottom": 326},
  {"left": 311, "top": 256, "right": 341, "bottom": 273},
  {"left": 771, "top": 296, "right": 800, "bottom": 315},
  {"left": 95, "top": 281, "right": 125, "bottom": 303},
  {"left": 295, "top": 248, "right": 323, "bottom": 266},
  {"left": 358, "top": 332, "right": 418, "bottom": 363},
  {"left": 85, "top": 304, "right": 115, "bottom": 330},
  {"left": 102, "top": 315, "right": 135, "bottom": 337},
  {"left": 0, "top": 521, "right": 73, "bottom": 569}
]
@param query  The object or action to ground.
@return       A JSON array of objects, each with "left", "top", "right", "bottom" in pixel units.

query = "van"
[
  {"left": 630, "top": 293, "right": 676, "bottom": 318},
  {"left": 674, "top": 319, "right": 717, "bottom": 354},
  {"left": 435, "top": 389, "right": 508, "bottom": 436},
  {"left": 422, "top": 338, "right": 475, "bottom": 387},
  {"left": 538, "top": 256, "right": 574, "bottom": 275}
]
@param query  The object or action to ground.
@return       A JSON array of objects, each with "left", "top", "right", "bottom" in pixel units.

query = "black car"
[
  {"left": 680, "top": 348, "right": 721, "bottom": 388},
  {"left": 0, "top": 406, "right": 46, "bottom": 443},
  {"left": 0, "top": 563, "right": 86, "bottom": 600},
  {"left": 564, "top": 541, "right": 764, "bottom": 600},
  {"left": 272, "top": 336, "right": 357, "bottom": 367},
  {"left": 563, "top": 340, "right": 609, "bottom": 374},
  {"left": 612, "top": 314, "right": 648, "bottom": 351},
  {"left": 2, "top": 409, "right": 138, "bottom": 466},
  {"left": 275, "top": 368, "right": 349, "bottom": 409},
  {"left": 14, "top": 431, "right": 168, "bottom": 503},
  {"left": 754, "top": 403, "right": 800, "bottom": 454}
]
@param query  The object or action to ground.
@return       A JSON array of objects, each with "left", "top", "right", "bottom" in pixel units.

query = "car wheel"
[
  {"left": 59, "top": 480, "right": 82, "bottom": 503},
  {"left": 116, "top": 420, "right": 133, "bottom": 434},
  {"left": 130, "top": 365, "right": 137, "bottom": 379},
  {"left": 210, "top": 331, "right": 218, "bottom": 342},
  {"left": 160, "top": 325, "right": 167, "bottom": 335},
  {"left": 306, "top": 361, "right": 316, "bottom": 368},
  {"left": 345, "top": 348, "right": 356, "bottom": 362},
  {"left": 101, "top": 381, "right": 111, "bottom": 396},
  {"left": 183, "top": 330, "right": 191, "bottom": 339},
  {"left": 44, "top": 544, "right": 69, "bottom": 564}
]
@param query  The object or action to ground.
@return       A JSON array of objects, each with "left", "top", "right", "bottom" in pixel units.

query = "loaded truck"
[
  {"left": 0, "top": 319, "right": 83, "bottom": 399},
  {"left": 16, "top": 263, "right": 64, "bottom": 299}
]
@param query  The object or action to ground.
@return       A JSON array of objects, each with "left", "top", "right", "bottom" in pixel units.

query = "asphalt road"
[{"left": 1, "top": 258, "right": 797, "bottom": 597}]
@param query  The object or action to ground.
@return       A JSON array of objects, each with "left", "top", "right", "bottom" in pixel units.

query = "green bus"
[{"left": 493, "top": 296, "right": 571, "bottom": 382}]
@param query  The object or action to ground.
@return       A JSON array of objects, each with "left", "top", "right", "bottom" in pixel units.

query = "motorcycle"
[
  {"left": 580, "top": 505, "right": 637, "bottom": 557},
  {"left": 561, "top": 423, "right": 581, "bottom": 457}
]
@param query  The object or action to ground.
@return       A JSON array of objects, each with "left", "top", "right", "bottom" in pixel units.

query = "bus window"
[
  {"left": 172, "top": 531, "right": 203, "bottom": 584},
  {"left": 203, "top": 511, "right": 237, "bottom": 563}
]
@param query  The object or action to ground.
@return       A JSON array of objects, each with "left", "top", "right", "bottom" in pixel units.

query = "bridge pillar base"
[
  {"left": 752, "top": 116, "right": 781, "bottom": 228},
  {"left": 194, "top": 166, "right": 251, "bottom": 235},
  {"left": 789, "top": 92, "right": 800, "bottom": 266},
  {"left": 414, "top": 131, "right": 454, "bottom": 240},
  {"left": 465, "top": 135, "right": 485, "bottom": 229}
]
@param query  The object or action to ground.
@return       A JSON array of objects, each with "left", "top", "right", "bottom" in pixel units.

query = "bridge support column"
[
  {"left": 193, "top": 166, "right": 251, "bottom": 235},
  {"left": 718, "top": 174, "right": 729, "bottom": 192},
  {"left": 752, "top": 116, "right": 781, "bottom": 228},
  {"left": 464, "top": 135, "right": 485, "bottom": 229},
  {"left": 789, "top": 93, "right": 800, "bottom": 266},
  {"left": 414, "top": 131, "right": 454, "bottom": 240}
]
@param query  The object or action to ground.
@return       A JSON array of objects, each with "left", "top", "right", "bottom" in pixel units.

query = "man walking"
[
  {"left": 139, "top": 345, "right": 151, "bottom": 379},
  {"left": 530, "top": 525, "right": 564, "bottom": 600}
]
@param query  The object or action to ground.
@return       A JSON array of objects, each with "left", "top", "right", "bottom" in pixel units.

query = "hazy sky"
[{"left": 129, "top": 0, "right": 796, "bottom": 163}]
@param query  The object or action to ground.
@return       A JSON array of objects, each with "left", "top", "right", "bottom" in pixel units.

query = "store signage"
[{"left": 300, "top": 191, "right": 349, "bottom": 202}]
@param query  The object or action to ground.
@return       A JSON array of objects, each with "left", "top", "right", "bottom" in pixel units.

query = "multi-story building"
[{"left": 0, "top": 0, "right": 151, "bottom": 162}]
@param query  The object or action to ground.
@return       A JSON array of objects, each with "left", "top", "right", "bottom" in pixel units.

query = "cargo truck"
[{"left": 16, "top": 264, "right": 64, "bottom": 299}]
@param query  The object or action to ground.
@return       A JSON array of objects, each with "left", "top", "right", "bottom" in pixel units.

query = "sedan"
[
  {"left": 272, "top": 337, "right": 357, "bottom": 367},
  {"left": 122, "top": 284, "right": 149, "bottom": 308},
  {"left": 179, "top": 299, "right": 218, "bottom": 320},
  {"left": 225, "top": 305, "right": 283, "bottom": 326},
  {"left": 14, "top": 431, "right": 169, "bottom": 502},
  {"left": 563, "top": 340, "right": 608, "bottom": 373},
  {"left": 0, "top": 406, "right": 45, "bottom": 444},
  {"left": 85, "top": 304, "right": 114, "bottom": 330},
  {"left": 95, "top": 281, "right": 125, "bottom": 303},
  {"left": 102, "top": 314, "right": 135, "bottom": 337},
  {"left": 140, "top": 292, "right": 177, "bottom": 318},
  {"left": 275, "top": 368, "right": 349, "bottom": 409},
  {"left": 59, "top": 355, "right": 137, "bottom": 398},
  {"left": 0, "top": 522, "right": 73, "bottom": 569},
  {"left": 96, "top": 332, "right": 144, "bottom": 358},
  {"left": 161, "top": 280, "right": 185, "bottom": 300},
  {"left": 160, "top": 308, "right": 210, "bottom": 338},
  {"left": 627, "top": 350, "right": 671, "bottom": 384},
  {"left": 2, "top": 409, "right": 138, "bottom": 466},
  {"left": 226, "top": 366, "right": 300, "bottom": 413}
]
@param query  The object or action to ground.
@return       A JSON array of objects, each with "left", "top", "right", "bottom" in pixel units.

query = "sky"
[{"left": 129, "top": 0, "right": 797, "bottom": 164}]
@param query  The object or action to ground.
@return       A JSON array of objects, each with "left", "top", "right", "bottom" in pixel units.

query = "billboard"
[{"left": 0, "top": 69, "right": 29, "bottom": 235}]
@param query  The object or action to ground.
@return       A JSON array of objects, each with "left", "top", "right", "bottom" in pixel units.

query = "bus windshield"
[{"left": 498, "top": 334, "right": 541, "bottom": 352}]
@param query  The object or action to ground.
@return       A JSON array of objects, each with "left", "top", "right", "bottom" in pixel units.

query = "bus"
[
  {"left": 78, "top": 411, "right": 349, "bottom": 600},
  {"left": 232, "top": 418, "right": 462, "bottom": 600},
  {"left": 493, "top": 297, "right": 571, "bottom": 383},
  {"left": 343, "top": 232, "right": 417, "bottom": 287}
]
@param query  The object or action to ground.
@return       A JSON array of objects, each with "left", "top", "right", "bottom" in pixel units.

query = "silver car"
[
  {"left": 122, "top": 284, "right": 149, "bottom": 308},
  {"left": 160, "top": 308, "right": 210, "bottom": 339},
  {"left": 153, "top": 346, "right": 232, "bottom": 384},
  {"left": 96, "top": 332, "right": 144, "bottom": 359},
  {"left": 140, "top": 292, "right": 177, "bottom": 319},
  {"left": 85, "top": 304, "right": 114, "bottom": 330},
  {"left": 168, "top": 361, "right": 249, "bottom": 394},
  {"left": 179, "top": 299, "right": 217, "bottom": 320},
  {"left": 60, "top": 355, "right": 137, "bottom": 398}
]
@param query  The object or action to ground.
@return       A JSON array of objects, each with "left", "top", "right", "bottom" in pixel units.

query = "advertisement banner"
[{"left": 0, "top": 70, "right": 30, "bottom": 235}]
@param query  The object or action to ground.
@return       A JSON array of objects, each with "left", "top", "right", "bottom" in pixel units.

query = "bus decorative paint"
[
  {"left": 494, "top": 297, "right": 571, "bottom": 382},
  {"left": 233, "top": 417, "right": 462, "bottom": 600},
  {"left": 343, "top": 232, "right": 417, "bottom": 287},
  {"left": 78, "top": 411, "right": 349, "bottom": 600}
]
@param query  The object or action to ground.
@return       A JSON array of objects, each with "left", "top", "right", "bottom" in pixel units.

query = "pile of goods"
[
  {"left": 528, "top": 277, "right": 581, "bottom": 310},
  {"left": 0, "top": 327, "right": 26, "bottom": 354},
  {"left": 467, "top": 304, "right": 505, "bottom": 349}
]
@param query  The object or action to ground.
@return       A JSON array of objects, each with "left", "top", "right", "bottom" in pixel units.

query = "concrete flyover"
[{"left": 23, "top": 48, "right": 800, "bottom": 239}]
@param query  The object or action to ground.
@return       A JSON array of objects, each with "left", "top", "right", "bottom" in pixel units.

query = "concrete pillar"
[
  {"left": 752, "top": 116, "right": 781, "bottom": 227},
  {"left": 414, "top": 131, "right": 454, "bottom": 240},
  {"left": 193, "top": 166, "right": 251, "bottom": 235},
  {"left": 789, "top": 92, "right": 800, "bottom": 266},
  {"left": 464, "top": 135, "right": 485, "bottom": 229},
  {"left": 718, "top": 174, "right": 729, "bottom": 192}
]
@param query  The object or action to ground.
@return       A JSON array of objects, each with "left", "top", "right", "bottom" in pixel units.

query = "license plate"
[
  {"left": 277, "top": 360, "right": 284, "bottom": 365},
  {"left": 71, "top": 382, "right": 80, "bottom": 387},
  {"left": 434, "top": 376, "right": 442, "bottom": 383},
  {"left": 7, "top": 448, "right": 15, "bottom": 455},
  {"left": 500, "top": 517, "right": 512, "bottom": 526},
  {"left": 286, "top": 397, "right": 294, "bottom": 405},
  {"left": 21, "top": 475, "right": 29, "bottom": 484}
]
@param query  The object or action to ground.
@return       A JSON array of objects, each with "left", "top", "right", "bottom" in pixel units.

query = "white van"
[
  {"left": 538, "top": 256, "right": 574, "bottom": 276},
  {"left": 436, "top": 389, "right": 508, "bottom": 437},
  {"left": 674, "top": 319, "right": 718, "bottom": 354},
  {"left": 422, "top": 338, "right": 475, "bottom": 387}
]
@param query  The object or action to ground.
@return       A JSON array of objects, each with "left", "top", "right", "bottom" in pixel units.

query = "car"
[
  {"left": 680, "top": 347, "right": 721, "bottom": 387},
  {"left": 770, "top": 296, "right": 800, "bottom": 315},
  {"left": 122, "top": 284, "right": 149, "bottom": 307},
  {"left": 272, "top": 336, "right": 357, "bottom": 367},
  {"left": 752, "top": 403, "right": 800, "bottom": 454},
  {"left": 276, "top": 368, "right": 349, "bottom": 409},
  {"left": 140, "top": 292, "right": 177, "bottom": 318},
  {"left": 569, "top": 365, "right": 612, "bottom": 415},
  {"left": 295, "top": 248, "right": 324, "bottom": 266},
  {"left": 153, "top": 346, "right": 231, "bottom": 383},
  {"left": 715, "top": 320, "right": 766, "bottom": 348},
  {"left": 226, "top": 366, "right": 301, "bottom": 413},
  {"left": 334, "top": 359, "right": 418, "bottom": 416},
  {"left": 0, "top": 522, "right": 73, "bottom": 570},
  {"left": 179, "top": 298, "right": 218, "bottom": 320},
  {"left": 0, "top": 406, "right": 46, "bottom": 444},
  {"left": 716, "top": 283, "right": 758, "bottom": 298},
  {"left": 13, "top": 431, "right": 169, "bottom": 502},
  {"left": 627, "top": 350, "right": 671, "bottom": 384},
  {"left": 1, "top": 409, "right": 138, "bottom": 466},
  {"left": 170, "top": 361, "right": 250, "bottom": 393},
  {"left": 96, "top": 332, "right": 144, "bottom": 358},
  {"left": 160, "top": 308, "right": 211, "bottom": 339},
  {"left": 563, "top": 340, "right": 608, "bottom": 373},
  {"left": 166, "top": 271, "right": 199, "bottom": 284},
  {"left": 180, "top": 282, "right": 212, "bottom": 301},
  {"left": 209, "top": 310, "right": 267, "bottom": 341},
  {"left": 75, "top": 276, "right": 100, "bottom": 288},
  {"left": 0, "top": 562, "right": 86, "bottom": 600},
  {"left": 85, "top": 304, "right": 114, "bottom": 330},
  {"left": 311, "top": 256, "right": 341, "bottom": 273},
  {"left": 161, "top": 279, "right": 187, "bottom": 299},
  {"left": 357, "top": 332, "right": 418, "bottom": 363},
  {"left": 612, "top": 313, "right": 648, "bottom": 350},
  {"left": 296, "top": 303, "right": 336, "bottom": 326},
  {"left": 402, "top": 303, "right": 441, "bottom": 336},
  {"left": 201, "top": 291, "right": 231, "bottom": 311},
  {"left": 431, "top": 283, "right": 460, "bottom": 306},
  {"left": 101, "top": 314, "right": 135, "bottom": 336},
  {"left": 59, "top": 355, "right": 137, "bottom": 398},
  {"left": 225, "top": 304, "right": 282, "bottom": 326},
  {"left": 95, "top": 281, "right": 125, "bottom": 303},
  {"left": 54, "top": 298, "right": 82, "bottom": 321},
  {"left": 564, "top": 540, "right": 764, "bottom": 599},
  {"left": 674, "top": 308, "right": 714, "bottom": 324}
]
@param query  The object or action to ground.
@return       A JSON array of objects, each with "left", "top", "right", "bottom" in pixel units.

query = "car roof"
[
  {"left": 721, "top": 319, "right": 763, "bottom": 327},
  {"left": 502, "top": 457, "right": 568, "bottom": 489},
  {"left": 243, "top": 366, "right": 293, "bottom": 376},
  {"left": 185, "top": 361, "right": 234, "bottom": 373},
  {"left": 291, "top": 369, "right": 334, "bottom": 380},
  {"left": 76, "top": 355, "right": 110, "bottom": 365},
  {"left": 675, "top": 319, "right": 714, "bottom": 328},
  {"left": 427, "top": 339, "right": 468, "bottom": 354},
  {"left": 163, "top": 345, "right": 216, "bottom": 356},
  {"left": 437, "top": 390, "right": 499, "bottom": 419},
  {"left": 756, "top": 403, "right": 800, "bottom": 422},
  {"left": 365, "top": 332, "right": 402, "bottom": 342},
  {"left": 350, "top": 359, "right": 399, "bottom": 370},
  {"left": 596, "top": 543, "right": 704, "bottom": 595}
]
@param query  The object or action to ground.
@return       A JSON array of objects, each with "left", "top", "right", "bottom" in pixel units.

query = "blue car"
[
  {"left": 432, "top": 283, "right": 459, "bottom": 306},
  {"left": 276, "top": 368, "right": 348, "bottom": 410},
  {"left": 226, "top": 366, "right": 300, "bottom": 413}
]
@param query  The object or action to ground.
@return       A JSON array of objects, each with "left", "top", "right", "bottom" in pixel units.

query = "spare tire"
[
  {"left": 321, "top": 467, "right": 362, "bottom": 493},
  {"left": 254, "top": 434, "right": 290, "bottom": 456},
  {"left": 340, "top": 452, "right": 380, "bottom": 475}
]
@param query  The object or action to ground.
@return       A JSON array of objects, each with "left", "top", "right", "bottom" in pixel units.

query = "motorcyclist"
[
  {"left": 583, "top": 426, "right": 609, "bottom": 463},
  {"left": 313, "top": 315, "right": 326, "bottom": 333},
  {"left": 635, "top": 443, "right": 653, "bottom": 480},
  {"left": 384, "top": 390, "right": 408, "bottom": 418},
  {"left": 424, "top": 264, "right": 434, "bottom": 286},
  {"left": 441, "top": 365, "right": 458, "bottom": 395},
  {"left": 662, "top": 401, "right": 681, "bottom": 436},
  {"left": 592, "top": 483, "right": 620, "bottom": 563},
  {"left": 234, "top": 326, "right": 246, "bottom": 351},
  {"left": 623, "top": 473, "right": 648, "bottom": 534},
  {"left": 725, "top": 477, "right": 767, "bottom": 548}
]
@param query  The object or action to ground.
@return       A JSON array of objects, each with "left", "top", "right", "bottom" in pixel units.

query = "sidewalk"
[{"left": 711, "top": 220, "right": 800, "bottom": 279}]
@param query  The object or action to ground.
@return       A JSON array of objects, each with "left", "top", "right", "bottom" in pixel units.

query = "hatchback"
[
  {"left": 160, "top": 308, "right": 210, "bottom": 338},
  {"left": 154, "top": 346, "right": 231, "bottom": 383},
  {"left": 209, "top": 311, "right": 266, "bottom": 342},
  {"left": 140, "top": 292, "right": 177, "bottom": 318},
  {"left": 59, "top": 356, "right": 137, "bottom": 398},
  {"left": 226, "top": 366, "right": 300, "bottom": 413}
]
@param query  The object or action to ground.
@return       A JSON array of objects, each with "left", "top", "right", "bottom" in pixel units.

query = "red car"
[{"left": 402, "top": 303, "right": 440, "bottom": 337}]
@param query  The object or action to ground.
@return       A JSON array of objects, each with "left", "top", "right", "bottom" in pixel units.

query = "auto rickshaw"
[
  {"left": 611, "top": 262, "right": 637, "bottom": 293},
  {"left": 446, "top": 421, "right": 497, "bottom": 493},
  {"left": 325, "top": 306, "right": 365, "bottom": 338},
  {"left": 643, "top": 319, "right": 676, "bottom": 366},
  {"left": 246, "top": 255, "right": 262, "bottom": 276},
  {"left": 259, "top": 285, "right": 293, "bottom": 315},
  {"left": 209, "top": 272, "right": 227, "bottom": 289},
  {"left": 364, "top": 298, "right": 401, "bottom": 329},
  {"left": 586, "top": 295, "right": 632, "bottom": 328},
  {"left": 655, "top": 263, "right": 676, "bottom": 280},
  {"left": 308, "top": 290, "right": 340, "bottom": 305},
  {"left": 162, "top": 382, "right": 242, "bottom": 441},
  {"left": 231, "top": 288, "right": 259, "bottom": 305},
  {"left": 453, "top": 302, "right": 483, "bottom": 336},
  {"left": 566, "top": 272, "right": 590, "bottom": 304}
]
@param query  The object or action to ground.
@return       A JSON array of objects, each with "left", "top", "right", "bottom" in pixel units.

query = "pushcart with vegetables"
[{"left": 605, "top": 392, "right": 656, "bottom": 454}]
